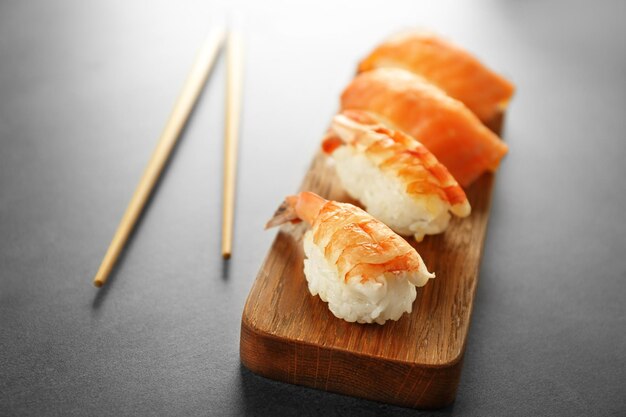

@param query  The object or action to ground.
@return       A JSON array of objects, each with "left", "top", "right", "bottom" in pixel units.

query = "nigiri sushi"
[
  {"left": 340, "top": 67, "right": 508, "bottom": 187},
  {"left": 357, "top": 30, "right": 515, "bottom": 123},
  {"left": 322, "top": 110, "right": 470, "bottom": 242},
  {"left": 266, "top": 191, "right": 434, "bottom": 325}
]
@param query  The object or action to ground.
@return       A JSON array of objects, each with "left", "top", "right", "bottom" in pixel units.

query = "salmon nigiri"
[
  {"left": 323, "top": 110, "right": 470, "bottom": 242},
  {"left": 357, "top": 30, "right": 515, "bottom": 123},
  {"left": 266, "top": 191, "right": 434, "bottom": 325},
  {"left": 340, "top": 68, "right": 508, "bottom": 187}
]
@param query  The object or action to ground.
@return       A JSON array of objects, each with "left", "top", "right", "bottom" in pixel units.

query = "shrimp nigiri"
[
  {"left": 340, "top": 67, "right": 508, "bottom": 187},
  {"left": 357, "top": 30, "right": 515, "bottom": 123},
  {"left": 322, "top": 110, "right": 470, "bottom": 242},
  {"left": 266, "top": 191, "right": 434, "bottom": 325}
]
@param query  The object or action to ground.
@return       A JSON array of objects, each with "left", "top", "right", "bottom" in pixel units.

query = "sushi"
[
  {"left": 357, "top": 30, "right": 515, "bottom": 123},
  {"left": 340, "top": 67, "right": 508, "bottom": 187},
  {"left": 323, "top": 110, "right": 470, "bottom": 242},
  {"left": 266, "top": 191, "right": 434, "bottom": 325}
]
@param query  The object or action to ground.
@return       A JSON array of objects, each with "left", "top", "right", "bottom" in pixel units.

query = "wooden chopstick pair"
[{"left": 93, "top": 28, "right": 243, "bottom": 288}]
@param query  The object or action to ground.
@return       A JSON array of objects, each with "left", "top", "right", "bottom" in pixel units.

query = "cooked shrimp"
[
  {"left": 322, "top": 110, "right": 470, "bottom": 241},
  {"left": 266, "top": 191, "right": 434, "bottom": 324}
]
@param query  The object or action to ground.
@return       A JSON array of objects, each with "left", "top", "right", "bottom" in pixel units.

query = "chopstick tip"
[
  {"left": 93, "top": 279, "right": 104, "bottom": 288},
  {"left": 222, "top": 252, "right": 232, "bottom": 260}
]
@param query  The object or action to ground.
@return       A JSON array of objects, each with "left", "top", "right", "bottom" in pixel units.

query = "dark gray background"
[{"left": 1, "top": 0, "right": 625, "bottom": 416}]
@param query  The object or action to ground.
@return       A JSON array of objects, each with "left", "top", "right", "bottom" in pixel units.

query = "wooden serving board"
[{"left": 241, "top": 117, "right": 501, "bottom": 409}]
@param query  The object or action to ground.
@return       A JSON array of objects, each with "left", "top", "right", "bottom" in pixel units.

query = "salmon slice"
[
  {"left": 340, "top": 68, "right": 508, "bottom": 187},
  {"left": 357, "top": 30, "right": 515, "bottom": 123}
]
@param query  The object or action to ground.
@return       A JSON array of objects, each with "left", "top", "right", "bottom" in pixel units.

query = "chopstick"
[
  {"left": 93, "top": 29, "right": 225, "bottom": 288},
  {"left": 221, "top": 30, "right": 244, "bottom": 259}
]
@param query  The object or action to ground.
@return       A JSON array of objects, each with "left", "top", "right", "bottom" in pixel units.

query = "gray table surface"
[{"left": 1, "top": 1, "right": 625, "bottom": 416}]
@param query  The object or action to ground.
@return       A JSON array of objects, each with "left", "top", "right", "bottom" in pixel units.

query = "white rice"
[
  {"left": 302, "top": 231, "right": 432, "bottom": 325},
  {"left": 332, "top": 146, "right": 451, "bottom": 242}
]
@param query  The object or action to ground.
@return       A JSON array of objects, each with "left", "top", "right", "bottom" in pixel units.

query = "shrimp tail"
[
  {"left": 265, "top": 196, "right": 301, "bottom": 229},
  {"left": 321, "top": 132, "right": 344, "bottom": 154},
  {"left": 331, "top": 111, "right": 383, "bottom": 144},
  {"left": 265, "top": 192, "right": 328, "bottom": 229}
]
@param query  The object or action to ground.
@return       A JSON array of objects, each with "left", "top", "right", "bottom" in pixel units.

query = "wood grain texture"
[{"left": 240, "top": 116, "right": 502, "bottom": 409}]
